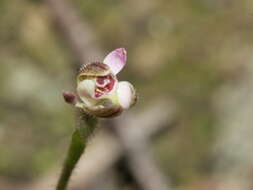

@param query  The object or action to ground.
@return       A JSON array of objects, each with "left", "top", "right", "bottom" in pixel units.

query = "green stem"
[{"left": 56, "top": 112, "right": 97, "bottom": 190}]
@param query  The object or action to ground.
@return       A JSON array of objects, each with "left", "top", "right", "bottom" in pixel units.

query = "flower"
[{"left": 63, "top": 48, "right": 137, "bottom": 117}]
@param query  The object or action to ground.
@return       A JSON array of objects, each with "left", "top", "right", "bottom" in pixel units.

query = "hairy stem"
[{"left": 56, "top": 112, "right": 97, "bottom": 190}]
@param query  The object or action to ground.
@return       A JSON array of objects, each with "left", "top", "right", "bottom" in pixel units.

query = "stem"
[
  {"left": 56, "top": 130, "right": 84, "bottom": 190},
  {"left": 56, "top": 112, "right": 98, "bottom": 190}
]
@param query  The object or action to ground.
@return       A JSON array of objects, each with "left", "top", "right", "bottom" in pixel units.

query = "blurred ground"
[{"left": 1, "top": 0, "right": 253, "bottom": 190}]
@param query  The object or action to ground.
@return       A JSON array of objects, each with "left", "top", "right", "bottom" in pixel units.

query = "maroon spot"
[
  {"left": 96, "top": 76, "right": 107, "bottom": 85},
  {"left": 95, "top": 89, "right": 104, "bottom": 98},
  {"left": 95, "top": 75, "right": 115, "bottom": 98}
]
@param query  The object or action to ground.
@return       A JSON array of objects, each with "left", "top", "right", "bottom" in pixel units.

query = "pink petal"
[
  {"left": 117, "top": 81, "right": 135, "bottom": 109},
  {"left": 76, "top": 79, "right": 98, "bottom": 107},
  {"left": 103, "top": 48, "right": 127, "bottom": 75}
]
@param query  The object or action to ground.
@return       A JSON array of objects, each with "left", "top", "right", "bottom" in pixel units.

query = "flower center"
[{"left": 95, "top": 75, "right": 115, "bottom": 98}]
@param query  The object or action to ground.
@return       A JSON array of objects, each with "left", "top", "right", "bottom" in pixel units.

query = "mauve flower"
[{"left": 63, "top": 48, "right": 137, "bottom": 117}]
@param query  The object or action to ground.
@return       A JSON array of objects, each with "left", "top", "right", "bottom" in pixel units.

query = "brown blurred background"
[{"left": 1, "top": 0, "right": 253, "bottom": 190}]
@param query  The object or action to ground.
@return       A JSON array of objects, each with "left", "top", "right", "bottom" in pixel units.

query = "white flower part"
[
  {"left": 116, "top": 81, "right": 135, "bottom": 109},
  {"left": 77, "top": 79, "right": 96, "bottom": 106},
  {"left": 103, "top": 48, "right": 127, "bottom": 75}
]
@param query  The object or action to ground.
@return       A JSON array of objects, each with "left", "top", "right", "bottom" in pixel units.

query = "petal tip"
[
  {"left": 115, "top": 48, "right": 127, "bottom": 63},
  {"left": 103, "top": 48, "right": 127, "bottom": 75}
]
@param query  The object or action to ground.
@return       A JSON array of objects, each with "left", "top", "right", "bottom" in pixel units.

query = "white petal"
[
  {"left": 117, "top": 81, "right": 135, "bottom": 109},
  {"left": 77, "top": 79, "right": 96, "bottom": 106},
  {"left": 103, "top": 48, "right": 127, "bottom": 75}
]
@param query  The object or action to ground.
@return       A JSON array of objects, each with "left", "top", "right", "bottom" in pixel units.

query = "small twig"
[
  {"left": 108, "top": 119, "right": 171, "bottom": 190},
  {"left": 45, "top": 0, "right": 102, "bottom": 67}
]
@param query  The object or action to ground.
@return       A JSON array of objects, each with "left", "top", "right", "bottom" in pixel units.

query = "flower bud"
[{"left": 63, "top": 91, "right": 77, "bottom": 105}]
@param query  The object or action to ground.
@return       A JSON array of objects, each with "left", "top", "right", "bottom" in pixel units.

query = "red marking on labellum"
[{"left": 95, "top": 75, "right": 115, "bottom": 98}]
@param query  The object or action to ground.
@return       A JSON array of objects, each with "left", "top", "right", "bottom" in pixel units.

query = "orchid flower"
[{"left": 63, "top": 48, "right": 137, "bottom": 117}]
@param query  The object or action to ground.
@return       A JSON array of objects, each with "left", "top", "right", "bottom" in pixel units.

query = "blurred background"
[{"left": 1, "top": 0, "right": 253, "bottom": 190}]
